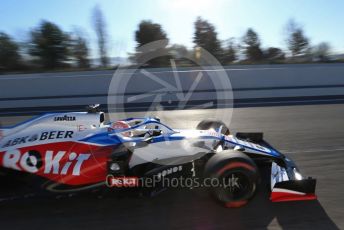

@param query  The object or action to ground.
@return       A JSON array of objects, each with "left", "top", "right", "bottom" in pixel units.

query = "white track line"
[
  {"left": 281, "top": 148, "right": 344, "bottom": 154},
  {"left": 0, "top": 67, "right": 289, "bottom": 80}
]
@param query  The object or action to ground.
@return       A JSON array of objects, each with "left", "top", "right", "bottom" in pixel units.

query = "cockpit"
[{"left": 107, "top": 117, "right": 175, "bottom": 139}]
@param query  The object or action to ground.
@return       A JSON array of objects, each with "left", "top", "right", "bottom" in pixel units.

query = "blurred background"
[
  {"left": 0, "top": 0, "right": 344, "bottom": 73},
  {"left": 1, "top": 2, "right": 344, "bottom": 229}
]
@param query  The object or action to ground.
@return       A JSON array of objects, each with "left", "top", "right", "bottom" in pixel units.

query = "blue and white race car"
[{"left": 0, "top": 106, "right": 316, "bottom": 207}]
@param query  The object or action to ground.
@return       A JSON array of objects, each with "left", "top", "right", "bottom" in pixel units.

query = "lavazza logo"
[
  {"left": 54, "top": 115, "right": 76, "bottom": 121},
  {"left": 107, "top": 40, "right": 234, "bottom": 165}
]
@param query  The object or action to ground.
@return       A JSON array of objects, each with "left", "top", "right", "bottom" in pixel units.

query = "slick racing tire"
[
  {"left": 196, "top": 119, "right": 230, "bottom": 135},
  {"left": 204, "top": 150, "right": 259, "bottom": 208}
]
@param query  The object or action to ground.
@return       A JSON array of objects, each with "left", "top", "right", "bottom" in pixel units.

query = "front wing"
[{"left": 270, "top": 162, "right": 316, "bottom": 202}]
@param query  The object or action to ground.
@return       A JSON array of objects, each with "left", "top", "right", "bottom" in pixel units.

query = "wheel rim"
[{"left": 218, "top": 170, "right": 253, "bottom": 201}]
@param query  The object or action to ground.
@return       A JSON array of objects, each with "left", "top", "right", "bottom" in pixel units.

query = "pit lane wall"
[{"left": 1, "top": 63, "right": 344, "bottom": 114}]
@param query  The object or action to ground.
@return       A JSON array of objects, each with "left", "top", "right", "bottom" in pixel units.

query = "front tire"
[{"left": 204, "top": 150, "right": 259, "bottom": 208}]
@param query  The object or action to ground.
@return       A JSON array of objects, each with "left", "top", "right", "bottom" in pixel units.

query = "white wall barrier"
[{"left": 1, "top": 64, "right": 344, "bottom": 111}]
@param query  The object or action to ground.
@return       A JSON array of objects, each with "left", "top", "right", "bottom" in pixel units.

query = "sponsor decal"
[
  {"left": 207, "top": 131, "right": 222, "bottom": 138},
  {"left": 2, "top": 149, "right": 90, "bottom": 176},
  {"left": 225, "top": 136, "right": 271, "bottom": 153},
  {"left": 154, "top": 165, "right": 183, "bottom": 179},
  {"left": 54, "top": 115, "right": 76, "bottom": 122},
  {"left": 254, "top": 144, "right": 267, "bottom": 151},
  {"left": 77, "top": 125, "right": 86, "bottom": 132},
  {"left": 106, "top": 176, "right": 139, "bottom": 187},
  {"left": 2, "top": 131, "right": 74, "bottom": 148}
]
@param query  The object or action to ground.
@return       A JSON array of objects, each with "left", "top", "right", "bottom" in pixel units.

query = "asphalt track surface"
[{"left": 0, "top": 104, "right": 343, "bottom": 229}]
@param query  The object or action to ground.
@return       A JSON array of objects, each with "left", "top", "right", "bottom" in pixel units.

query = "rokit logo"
[
  {"left": 106, "top": 176, "right": 139, "bottom": 188},
  {"left": 2, "top": 149, "right": 90, "bottom": 176},
  {"left": 2, "top": 131, "right": 74, "bottom": 148},
  {"left": 54, "top": 115, "right": 76, "bottom": 121}
]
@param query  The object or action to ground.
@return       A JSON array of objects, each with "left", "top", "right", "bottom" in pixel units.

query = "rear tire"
[
  {"left": 196, "top": 119, "right": 230, "bottom": 135},
  {"left": 204, "top": 150, "right": 259, "bottom": 208}
]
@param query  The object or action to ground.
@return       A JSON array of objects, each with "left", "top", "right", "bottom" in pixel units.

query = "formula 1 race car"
[{"left": 0, "top": 106, "right": 316, "bottom": 207}]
